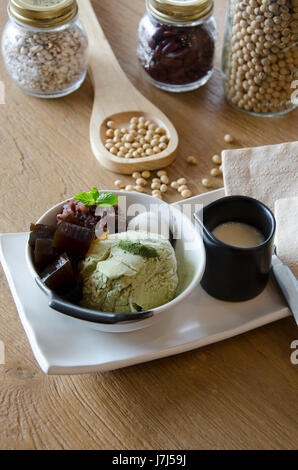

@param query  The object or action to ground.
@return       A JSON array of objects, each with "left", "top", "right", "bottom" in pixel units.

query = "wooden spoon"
[{"left": 77, "top": 0, "right": 179, "bottom": 174}]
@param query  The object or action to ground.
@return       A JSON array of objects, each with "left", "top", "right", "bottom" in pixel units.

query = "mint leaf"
[
  {"left": 96, "top": 192, "right": 118, "bottom": 207},
  {"left": 90, "top": 187, "right": 100, "bottom": 200},
  {"left": 74, "top": 189, "right": 118, "bottom": 207},
  {"left": 74, "top": 192, "right": 96, "bottom": 206}
]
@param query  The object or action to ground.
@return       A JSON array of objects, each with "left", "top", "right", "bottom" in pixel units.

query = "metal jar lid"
[
  {"left": 147, "top": 0, "right": 214, "bottom": 23},
  {"left": 8, "top": 0, "right": 78, "bottom": 28}
]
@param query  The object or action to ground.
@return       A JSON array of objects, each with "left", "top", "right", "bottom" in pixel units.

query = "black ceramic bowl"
[{"left": 195, "top": 196, "right": 276, "bottom": 302}]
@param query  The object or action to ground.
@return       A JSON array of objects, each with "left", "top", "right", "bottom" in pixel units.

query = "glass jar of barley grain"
[{"left": 2, "top": 0, "right": 88, "bottom": 98}]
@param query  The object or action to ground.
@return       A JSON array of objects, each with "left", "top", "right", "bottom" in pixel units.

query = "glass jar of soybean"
[
  {"left": 222, "top": 0, "right": 298, "bottom": 116},
  {"left": 1, "top": 0, "right": 88, "bottom": 98},
  {"left": 137, "top": 0, "right": 217, "bottom": 92}
]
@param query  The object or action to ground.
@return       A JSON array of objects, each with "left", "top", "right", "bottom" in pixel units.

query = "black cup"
[{"left": 196, "top": 196, "right": 276, "bottom": 302}]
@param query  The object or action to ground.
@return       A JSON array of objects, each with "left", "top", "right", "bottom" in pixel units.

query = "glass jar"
[
  {"left": 1, "top": 0, "right": 88, "bottom": 99},
  {"left": 137, "top": 0, "right": 217, "bottom": 92},
  {"left": 222, "top": 0, "right": 298, "bottom": 116}
]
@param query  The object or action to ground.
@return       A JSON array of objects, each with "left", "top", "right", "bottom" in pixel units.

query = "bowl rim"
[{"left": 26, "top": 191, "right": 206, "bottom": 325}]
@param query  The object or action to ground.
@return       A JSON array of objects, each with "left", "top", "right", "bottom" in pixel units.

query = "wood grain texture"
[{"left": 0, "top": 0, "right": 297, "bottom": 450}]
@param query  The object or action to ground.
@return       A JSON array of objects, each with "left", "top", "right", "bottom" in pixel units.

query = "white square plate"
[{"left": 0, "top": 189, "right": 290, "bottom": 375}]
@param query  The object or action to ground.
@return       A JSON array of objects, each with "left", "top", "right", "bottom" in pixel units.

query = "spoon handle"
[
  {"left": 272, "top": 254, "right": 298, "bottom": 325},
  {"left": 77, "top": 0, "right": 138, "bottom": 111},
  {"left": 193, "top": 212, "right": 212, "bottom": 238},
  {"left": 77, "top": 0, "right": 179, "bottom": 173}
]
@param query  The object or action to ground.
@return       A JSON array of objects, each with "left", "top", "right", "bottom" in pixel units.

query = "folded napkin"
[
  {"left": 275, "top": 198, "right": 298, "bottom": 278},
  {"left": 222, "top": 141, "right": 298, "bottom": 212}
]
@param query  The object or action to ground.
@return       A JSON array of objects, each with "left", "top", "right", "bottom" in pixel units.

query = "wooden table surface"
[{"left": 0, "top": 0, "right": 297, "bottom": 450}]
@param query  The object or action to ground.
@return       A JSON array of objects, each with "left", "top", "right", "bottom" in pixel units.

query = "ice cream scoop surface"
[{"left": 79, "top": 231, "right": 178, "bottom": 313}]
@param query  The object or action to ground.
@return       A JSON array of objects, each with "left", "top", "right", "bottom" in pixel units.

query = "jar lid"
[
  {"left": 8, "top": 0, "right": 78, "bottom": 28},
  {"left": 148, "top": 0, "right": 213, "bottom": 23}
]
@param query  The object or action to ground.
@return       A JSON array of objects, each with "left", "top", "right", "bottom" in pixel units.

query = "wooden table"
[{"left": 0, "top": 0, "right": 297, "bottom": 450}]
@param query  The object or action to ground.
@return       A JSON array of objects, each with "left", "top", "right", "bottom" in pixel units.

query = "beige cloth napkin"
[
  {"left": 275, "top": 198, "right": 298, "bottom": 278},
  {"left": 222, "top": 141, "right": 298, "bottom": 277},
  {"left": 222, "top": 141, "right": 298, "bottom": 212}
]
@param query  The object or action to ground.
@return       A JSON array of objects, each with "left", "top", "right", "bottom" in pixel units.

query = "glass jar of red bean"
[
  {"left": 222, "top": 0, "right": 298, "bottom": 116},
  {"left": 137, "top": 0, "right": 217, "bottom": 92}
]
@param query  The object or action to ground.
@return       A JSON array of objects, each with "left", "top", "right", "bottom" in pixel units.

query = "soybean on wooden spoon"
[{"left": 77, "top": 0, "right": 179, "bottom": 175}]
